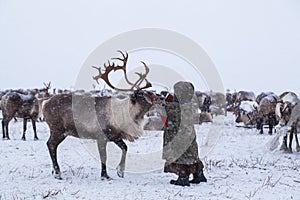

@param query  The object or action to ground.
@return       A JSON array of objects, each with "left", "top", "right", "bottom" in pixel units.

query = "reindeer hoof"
[
  {"left": 34, "top": 137, "right": 39, "bottom": 141},
  {"left": 283, "top": 149, "right": 289, "bottom": 153},
  {"left": 54, "top": 176, "right": 63, "bottom": 180},
  {"left": 280, "top": 144, "right": 287, "bottom": 151},
  {"left": 285, "top": 148, "right": 293, "bottom": 154},
  {"left": 117, "top": 170, "right": 124, "bottom": 178},
  {"left": 296, "top": 146, "right": 300, "bottom": 152},
  {"left": 52, "top": 171, "right": 62, "bottom": 179},
  {"left": 116, "top": 166, "right": 124, "bottom": 178},
  {"left": 101, "top": 176, "right": 112, "bottom": 181}
]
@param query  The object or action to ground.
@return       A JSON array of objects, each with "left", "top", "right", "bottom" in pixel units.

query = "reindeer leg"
[
  {"left": 260, "top": 124, "right": 264, "bottom": 134},
  {"left": 268, "top": 124, "right": 273, "bottom": 135},
  {"left": 295, "top": 133, "right": 300, "bottom": 152},
  {"left": 2, "top": 120, "right": 5, "bottom": 139},
  {"left": 32, "top": 119, "right": 38, "bottom": 140},
  {"left": 22, "top": 119, "right": 27, "bottom": 140},
  {"left": 5, "top": 121, "right": 9, "bottom": 139},
  {"left": 288, "top": 126, "right": 294, "bottom": 153},
  {"left": 294, "top": 124, "right": 300, "bottom": 152},
  {"left": 114, "top": 138, "right": 127, "bottom": 178},
  {"left": 97, "top": 137, "right": 111, "bottom": 180},
  {"left": 47, "top": 132, "right": 66, "bottom": 179},
  {"left": 2, "top": 118, "right": 11, "bottom": 139},
  {"left": 256, "top": 118, "right": 263, "bottom": 134},
  {"left": 280, "top": 134, "right": 288, "bottom": 151}
]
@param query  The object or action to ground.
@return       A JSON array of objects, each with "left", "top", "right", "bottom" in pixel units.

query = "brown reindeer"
[
  {"left": 1, "top": 92, "right": 39, "bottom": 140},
  {"left": 35, "top": 82, "right": 52, "bottom": 121},
  {"left": 43, "top": 51, "right": 155, "bottom": 180},
  {"left": 256, "top": 94, "right": 279, "bottom": 134}
]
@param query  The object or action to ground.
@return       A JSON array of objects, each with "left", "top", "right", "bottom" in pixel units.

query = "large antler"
[{"left": 92, "top": 50, "right": 152, "bottom": 92}]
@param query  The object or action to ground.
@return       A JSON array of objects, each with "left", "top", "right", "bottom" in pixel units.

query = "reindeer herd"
[
  {"left": 0, "top": 51, "right": 300, "bottom": 181},
  {"left": 1, "top": 82, "right": 51, "bottom": 140},
  {"left": 228, "top": 90, "right": 300, "bottom": 153}
]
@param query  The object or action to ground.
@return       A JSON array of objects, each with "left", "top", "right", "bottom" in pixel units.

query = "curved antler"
[
  {"left": 92, "top": 50, "right": 152, "bottom": 91},
  {"left": 134, "top": 61, "right": 151, "bottom": 90}
]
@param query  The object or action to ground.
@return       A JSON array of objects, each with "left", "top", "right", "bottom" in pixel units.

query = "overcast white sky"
[{"left": 0, "top": 0, "right": 299, "bottom": 95}]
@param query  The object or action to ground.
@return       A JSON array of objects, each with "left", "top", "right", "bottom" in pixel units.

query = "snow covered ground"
[{"left": 0, "top": 113, "right": 299, "bottom": 200}]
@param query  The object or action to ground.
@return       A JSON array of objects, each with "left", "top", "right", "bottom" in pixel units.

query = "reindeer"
[
  {"left": 276, "top": 92, "right": 298, "bottom": 126},
  {"left": 209, "top": 91, "right": 227, "bottom": 116},
  {"left": 229, "top": 91, "right": 255, "bottom": 115},
  {"left": 1, "top": 91, "right": 39, "bottom": 140},
  {"left": 256, "top": 92, "right": 276, "bottom": 105},
  {"left": 235, "top": 91, "right": 276, "bottom": 128},
  {"left": 35, "top": 82, "right": 52, "bottom": 122},
  {"left": 226, "top": 90, "right": 237, "bottom": 112},
  {"left": 235, "top": 100, "right": 258, "bottom": 127},
  {"left": 195, "top": 91, "right": 211, "bottom": 113},
  {"left": 275, "top": 92, "right": 300, "bottom": 153},
  {"left": 235, "top": 91, "right": 256, "bottom": 105},
  {"left": 43, "top": 50, "right": 156, "bottom": 180},
  {"left": 283, "top": 102, "right": 300, "bottom": 153},
  {"left": 256, "top": 94, "right": 279, "bottom": 134}
]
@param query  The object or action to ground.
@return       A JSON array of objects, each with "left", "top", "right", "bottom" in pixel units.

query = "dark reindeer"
[
  {"left": 43, "top": 51, "right": 155, "bottom": 180},
  {"left": 1, "top": 92, "right": 39, "bottom": 140}
]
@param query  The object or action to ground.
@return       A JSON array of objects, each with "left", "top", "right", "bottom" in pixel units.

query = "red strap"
[
  {"left": 151, "top": 95, "right": 157, "bottom": 105},
  {"left": 160, "top": 115, "right": 168, "bottom": 127}
]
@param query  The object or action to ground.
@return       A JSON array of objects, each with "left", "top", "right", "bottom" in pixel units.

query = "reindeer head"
[
  {"left": 38, "top": 82, "right": 51, "bottom": 97},
  {"left": 276, "top": 101, "right": 294, "bottom": 126},
  {"left": 130, "top": 90, "right": 155, "bottom": 107}
]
